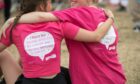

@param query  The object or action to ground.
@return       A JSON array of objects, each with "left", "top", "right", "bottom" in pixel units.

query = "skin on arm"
[
  {"left": 0, "top": 12, "right": 57, "bottom": 38},
  {"left": 0, "top": 43, "right": 22, "bottom": 84},
  {"left": 19, "top": 12, "right": 58, "bottom": 23},
  {"left": 74, "top": 17, "right": 114, "bottom": 42}
]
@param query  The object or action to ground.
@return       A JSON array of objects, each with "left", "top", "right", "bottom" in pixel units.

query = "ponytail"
[
  {"left": 10, "top": 13, "right": 23, "bottom": 42},
  {"left": 9, "top": 0, "right": 49, "bottom": 42}
]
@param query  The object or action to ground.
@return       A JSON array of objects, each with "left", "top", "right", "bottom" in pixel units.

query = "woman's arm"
[
  {"left": 7, "top": 12, "right": 57, "bottom": 24},
  {"left": 74, "top": 9, "right": 115, "bottom": 42},
  {"left": 0, "top": 12, "right": 58, "bottom": 38},
  {"left": 19, "top": 12, "right": 58, "bottom": 23},
  {"left": 74, "top": 17, "right": 114, "bottom": 42}
]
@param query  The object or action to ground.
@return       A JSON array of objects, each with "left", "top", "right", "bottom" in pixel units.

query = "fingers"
[
  {"left": 0, "top": 26, "right": 6, "bottom": 39},
  {"left": 0, "top": 30, "right": 2, "bottom": 39},
  {"left": 0, "top": 20, "right": 12, "bottom": 39},
  {"left": 3, "top": 28, "right": 6, "bottom": 38},
  {"left": 104, "top": 9, "right": 114, "bottom": 18}
]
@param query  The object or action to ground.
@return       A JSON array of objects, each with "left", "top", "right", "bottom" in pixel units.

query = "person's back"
[
  {"left": 53, "top": 6, "right": 126, "bottom": 84},
  {"left": 1, "top": 22, "right": 79, "bottom": 79},
  {"left": 1, "top": 22, "right": 61, "bottom": 78}
]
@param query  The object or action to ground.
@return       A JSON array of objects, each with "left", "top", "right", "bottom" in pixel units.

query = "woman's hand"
[
  {"left": 0, "top": 17, "right": 15, "bottom": 39},
  {"left": 104, "top": 9, "right": 114, "bottom": 19}
]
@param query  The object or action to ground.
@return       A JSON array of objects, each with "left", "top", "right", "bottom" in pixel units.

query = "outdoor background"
[{"left": 0, "top": 0, "right": 140, "bottom": 84}]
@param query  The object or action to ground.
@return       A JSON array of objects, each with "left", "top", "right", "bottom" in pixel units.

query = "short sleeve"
[
  {"left": 0, "top": 26, "right": 12, "bottom": 46},
  {"left": 61, "top": 22, "right": 80, "bottom": 39},
  {"left": 52, "top": 8, "right": 78, "bottom": 22}
]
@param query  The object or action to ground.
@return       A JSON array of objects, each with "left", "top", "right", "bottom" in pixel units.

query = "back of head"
[
  {"left": 20, "top": 0, "right": 48, "bottom": 14},
  {"left": 10, "top": 0, "right": 49, "bottom": 41}
]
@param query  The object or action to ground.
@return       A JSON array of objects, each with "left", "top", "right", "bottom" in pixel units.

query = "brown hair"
[
  {"left": 89, "top": 0, "right": 98, "bottom": 3},
  {"left": 10, "top": 0, "right": 49, "bottom": 41}
]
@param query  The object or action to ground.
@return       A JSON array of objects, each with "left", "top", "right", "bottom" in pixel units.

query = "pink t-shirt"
[
  {"left": 53, "top": 7, "right": 126, "bottom": 84},
  {"left": 0, "top": 22, "right": 79, "bottom": 78}
]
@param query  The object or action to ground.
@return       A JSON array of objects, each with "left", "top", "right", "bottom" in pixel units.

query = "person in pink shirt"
[
  {"left": 0, "top": 0, "right": 114, "bottom": 84},
  {"left": 1, "top": 0, "right": 126, "bottom": 84}
]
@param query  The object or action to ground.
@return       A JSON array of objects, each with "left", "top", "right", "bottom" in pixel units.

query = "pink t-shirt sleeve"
[
  {"left": 0, "top": 27, "right": 12, "bottom": 46},
  {"left": 61, "top": 22, "right": 80, "bottom": 39},
  {"left": 52, "top": 8, "right": 78, "bottom": 22}
]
